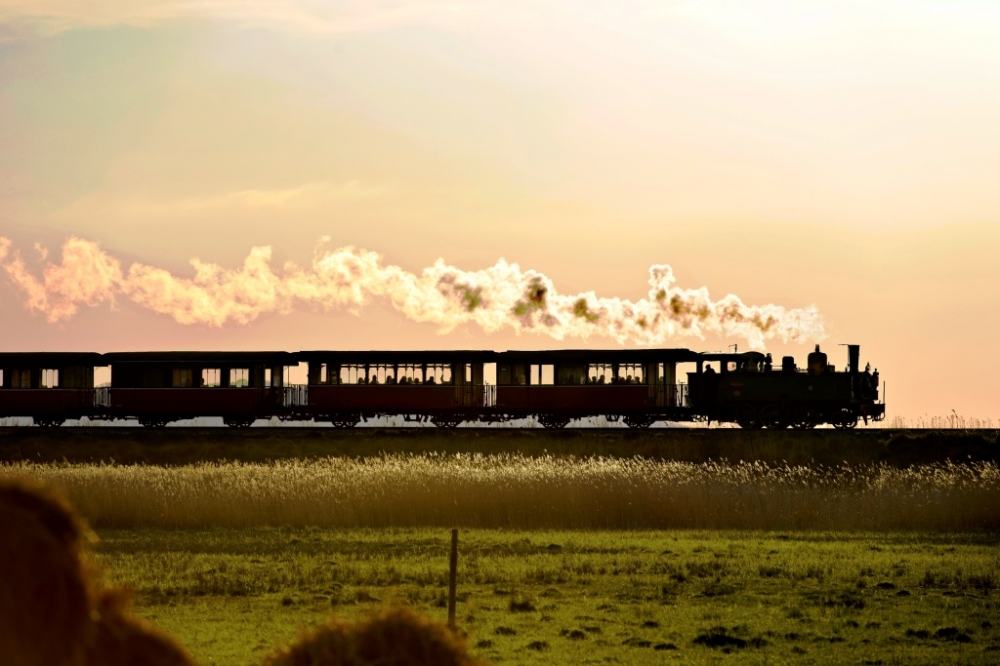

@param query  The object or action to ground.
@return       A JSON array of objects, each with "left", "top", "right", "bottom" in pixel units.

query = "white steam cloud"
[{"left": 0, "top": 236, "right": 825, "bottom": 348}]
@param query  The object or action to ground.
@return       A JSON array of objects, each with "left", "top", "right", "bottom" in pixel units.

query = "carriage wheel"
[
  {"left": 139, "top": 418, "right": 169, "bottom": 428},
  {"left": 34, "top": 418, "right": 63, "bottom": 428},
  {"left": 759, "top": 404, "right": 785, "bottom": 429},
  {"left": 623, "top": 415, "right": 654, "bottom": 429},
  {"left": 735, "top": 406, "right": 760, "bottom": 430},
  {"left": 225, "top": 418, "right": 255, "bottom": 429},
  {"left": 330, "top": 415, "right": 360, "bottom": 429},
  {"left": 538, "top": 414, "right": 570, "bottom": 429},
  {"left": 432, "top": 416, "right": 462, "bottom": 429}
]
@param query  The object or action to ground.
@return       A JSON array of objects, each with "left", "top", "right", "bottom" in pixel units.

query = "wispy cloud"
[
  {"left": 52, "top": 180, "right": 384, "bottom": 222},
  {"left": 0, "top": 0, "right": 472, "bottom": 37}
]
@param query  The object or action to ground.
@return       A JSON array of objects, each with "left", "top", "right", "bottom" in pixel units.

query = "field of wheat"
[{"left": 3, "top": 455, "right": 998, "bottom": 531}]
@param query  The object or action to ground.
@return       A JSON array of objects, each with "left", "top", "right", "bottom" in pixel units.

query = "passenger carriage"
[
  {"left": 100, "top": 351, "right": 298, "bottom": 428},
  {"left": 295, "top": 350, "right": 498, "bottom": 428},
  {"left": 0, "top": 352, "right": 104, "bottom": 427}
]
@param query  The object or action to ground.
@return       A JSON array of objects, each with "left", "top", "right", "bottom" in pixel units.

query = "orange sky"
[{"left": 2, "top": 1, "right": 999, "bottom": 421}]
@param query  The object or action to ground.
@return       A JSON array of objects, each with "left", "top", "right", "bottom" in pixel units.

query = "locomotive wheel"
[
  {"left": 735, "top": 406, "right": 760, "bottom": 430},
  {"left": 787, "top": 409, "right": 809, "bottom": 430},
  {"left": 623, "top": 415, "right": 654, "bottom": 429},
  {"left": 832, "top": 409, "right": 858, "bottom": 430},
  {"left": 759, "top": 404, "right": 785, "bottom": 429},
  {"left": 538, "top": 414, "right": 570, "bottom": 429}
]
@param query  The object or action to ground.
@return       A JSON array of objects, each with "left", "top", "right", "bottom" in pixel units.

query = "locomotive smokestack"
[{"left": 848, "top": 344, "right": 860, "bottom": 375}]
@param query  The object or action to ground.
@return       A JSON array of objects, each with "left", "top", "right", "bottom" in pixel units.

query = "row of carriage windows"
[
  {"left": 326, "top": 364, "right": 464, "bottom": 385},
  {"left": 0, "top": 369, "right": 58, "bottom": 388},
  {"left": 2, "top": 363, "right": 676, "bottom": 389},
  {"left": 510, "top": 363, "right": 650, "bottom": 386},
  {"left": 168, "top": 368, "right": 252, "bottom": 388}
]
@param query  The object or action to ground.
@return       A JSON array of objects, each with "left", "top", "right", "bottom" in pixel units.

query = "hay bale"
[
  {"left": 0, "top": 478, "right": 96, "bottom": 666},
  {"left": 0, "top": 478, "right": 197, "bottom": 666},
  {"left": 85, "top": 588, "right": 196, "bottom": 666},
  {"left": 263, "top": 606, "right": 485, "bottom": 666}
]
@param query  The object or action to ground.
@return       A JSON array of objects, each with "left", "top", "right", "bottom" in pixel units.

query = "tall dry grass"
[{"left": 2, "top": 455, "right": 998, "bottom": 532}]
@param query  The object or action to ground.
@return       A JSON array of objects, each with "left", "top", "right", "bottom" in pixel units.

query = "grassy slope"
[
  {"left": 95, "top": 528, "right": 1000, "bottom": 666},
  {"left": 2, "top": 427, "right": 999, "bottom": 466}
]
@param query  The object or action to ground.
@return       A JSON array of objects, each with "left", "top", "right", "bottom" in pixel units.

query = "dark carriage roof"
[
  {"left": 497, "top": 348, "right": 702, "bottom": 363},
  {"left": 0, "top": 352, "right": 105, "bottom": 366},
  {"left": 297, "top": 350, "right": 499, "bottom": 364},
  {"left": 696, "top": 350, "right": 767, "bottom": 362},
  {"left": 102, "top": 351, "right": 296, "bottom": 365}
]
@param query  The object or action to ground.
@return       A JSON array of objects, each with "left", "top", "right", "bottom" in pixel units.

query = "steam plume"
[{"left": 0, "top": 236, "right": 824, "bottom": 348}]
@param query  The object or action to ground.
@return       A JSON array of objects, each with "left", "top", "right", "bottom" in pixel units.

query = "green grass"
[{"left": 94, "top": 528, "right": 1000, "bottom": 665}]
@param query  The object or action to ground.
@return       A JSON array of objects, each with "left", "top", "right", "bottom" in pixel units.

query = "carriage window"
[
  {"left": 13, "top": 369, "right": 30, "bottom": 388},
  {"left": 41, "top": 369, "right": 59, "bottom": 388},
  {"left": 201, "top": 368, "right": 221, "bottom": 388},
  {"left": 172, "top": 368, "right": 193, "bottom": 388},
  {"left": 0, "top": 369, "right": 3, "bottom": 387},
  {"left": 425, "top": 364, "right": 452, "bottom": 385},
  {"left": 465, "top": 364, "right": 472, "bottom": 383},
  {"left": 557, "top": 364, "right": 586, "bottom": 385},
  {"left": 230, "top": 368, "right": 249, "bottom": 387},
  {"left": 587, "top": 364, "right": 613, "bottom": 385},
  {"left": 529, "top": 364, "right": 554, "bottom": 385},
  {"left": 339, "top": 364, "right": 367, "bottom": 385},
  {"left": 618, "top": 363, "right": 645, "bottom": 384},
  {"left": 393, "top": 364, "right": 419, "bottom": 385},
  {"left": 367, "top": 365, "right": 395, "bottom": 385}
]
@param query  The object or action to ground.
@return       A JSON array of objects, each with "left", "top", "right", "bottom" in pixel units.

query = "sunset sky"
[{"left": 2, "top": 1, "right": 999, "bottom": 420}]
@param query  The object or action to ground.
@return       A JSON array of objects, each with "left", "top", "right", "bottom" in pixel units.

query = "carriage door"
[{"left": 650, "top": 363, "right": 665, "bottom": 407}]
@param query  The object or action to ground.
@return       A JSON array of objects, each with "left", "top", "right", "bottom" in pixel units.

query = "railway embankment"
[{"left": 0, "top": 427, "right": 997, "bottom": 466}]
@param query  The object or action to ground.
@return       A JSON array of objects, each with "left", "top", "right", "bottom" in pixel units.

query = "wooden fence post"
[{"left": 448, "top": 528, "right": 458, "bottom": 629}]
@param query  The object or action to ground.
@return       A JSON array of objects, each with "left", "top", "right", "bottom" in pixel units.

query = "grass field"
[
  {"left": 94, "top": 528, "right": 1000, "bottom": 665},
  {"left": 5, "top": 456, "right": 998, "bottom": 531},
  {"left": 5, "top": 434, "right": 997, "bottom": 664}
]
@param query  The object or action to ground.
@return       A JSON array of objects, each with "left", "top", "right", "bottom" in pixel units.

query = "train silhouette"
[{"left": 0, "top": 345, "right": 884, "bottom": 429}]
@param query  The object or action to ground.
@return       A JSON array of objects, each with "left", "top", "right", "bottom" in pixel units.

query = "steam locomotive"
[{"left": 0, "top": 345, "right": 884, "bottom": 429}]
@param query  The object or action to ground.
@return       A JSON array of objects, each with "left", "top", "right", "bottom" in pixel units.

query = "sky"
[{"left": 1, "top": 1, "right": 999, "bottom": 421}]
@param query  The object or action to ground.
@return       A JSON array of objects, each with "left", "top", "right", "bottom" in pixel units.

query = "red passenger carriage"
[
  {"left": 101, "top": 352, "right": 298, "bottom": 427},
  {"left": 0, "top": 353, "right": 104, "bottom": 427},
  {"left": 494, "top": 349, "right": 697, "bottom": 427},
  {"left": 295, "top": 351, "right": 497, "bottom": 428}
]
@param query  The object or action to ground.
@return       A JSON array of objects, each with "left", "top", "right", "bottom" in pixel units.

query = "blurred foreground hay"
[
  {"left": 5, "top": 455, "right": 999, "bottom": 531},
  {"left": 0, "top": 478, "right": 196, "bottom": 666},
  {"left": 263, "top": 607, "right": 483, "bottom": 666}
]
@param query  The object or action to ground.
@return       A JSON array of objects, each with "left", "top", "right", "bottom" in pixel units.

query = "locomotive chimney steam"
[{"left": 0, "top": 236, "right": 826, "bottom": 349}]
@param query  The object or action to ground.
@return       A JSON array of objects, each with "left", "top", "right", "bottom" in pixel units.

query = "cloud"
[
  {"left": 52, "top": 181, "right": 384, "bottom": 223},
  {"left": 0, "top": 1, "right": 472, "bottom": 37},
  {"left": 1, "top": 235, "right": 825, "bottom": 349}
]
